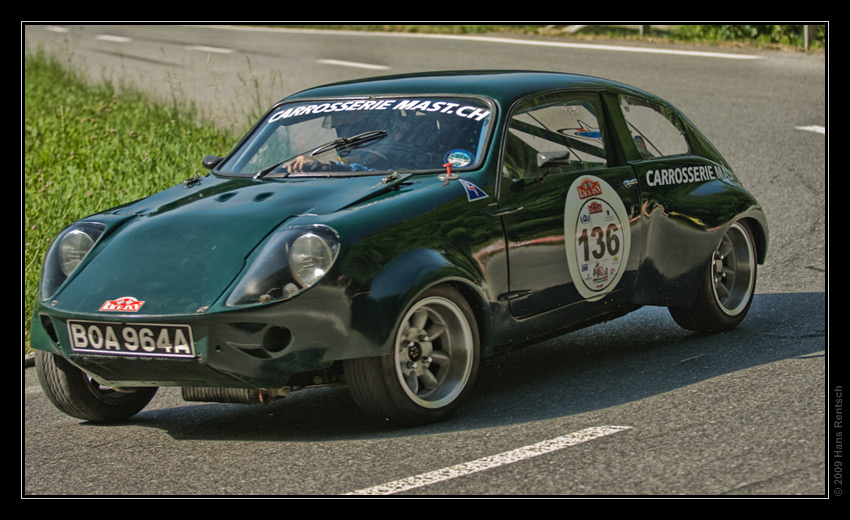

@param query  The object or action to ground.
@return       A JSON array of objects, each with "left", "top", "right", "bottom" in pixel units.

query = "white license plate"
[{"left": 67, "top": 320, "right": 195, "bottom": 358}]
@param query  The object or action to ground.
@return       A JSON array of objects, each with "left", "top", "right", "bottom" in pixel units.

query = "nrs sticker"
[{"left": 99, "top": 296, "right": 145, "bottom": 312}]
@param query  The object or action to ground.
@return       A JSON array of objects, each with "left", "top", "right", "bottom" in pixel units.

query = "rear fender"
[{"left": 635, "top": 180, "right": 768, "bottom": 307}]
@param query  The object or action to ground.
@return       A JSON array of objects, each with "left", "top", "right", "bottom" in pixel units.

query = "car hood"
[{"left": 53, "top": 174, "right": 404, "bottom": 316}]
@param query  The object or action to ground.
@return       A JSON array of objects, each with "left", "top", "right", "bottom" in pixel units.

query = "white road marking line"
[
  {"left": 439, "top": 35, "right": 763, "bottom": 60},
  {"left": 185, "top": 45, "right": 235, "bottom": 54},
  {"left": 44, "top": 26, "right": 70, "bottom": 34},
  {"left": 95, "top": 34, "right": 133, "bottom": 43},
  {"left": 206, "top": 25, "right": 762, "bottom": 61},
  {"left": 317, "top": 59, "right": 390, "bottom": 70},
  {"left": 796, "top": 125, "right": 825, "bottom": 134},
  {"left": 346, "top": 425, "right": 632, "bottom": 495}
]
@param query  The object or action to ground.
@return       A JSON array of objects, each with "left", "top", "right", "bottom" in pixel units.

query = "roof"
[{"left": 284, "top": 70, "right": 651, "bottom": 107}]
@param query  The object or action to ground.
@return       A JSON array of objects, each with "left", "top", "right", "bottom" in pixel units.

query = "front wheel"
[
  {"left": 345, "top": 285, "right": 480, "bottom": 425},
  {"left": 669, "top": 221, "right": 757, "bottom": 332},
  {"left": 35, "top": 350, "right": 157, "bottom": 422}
]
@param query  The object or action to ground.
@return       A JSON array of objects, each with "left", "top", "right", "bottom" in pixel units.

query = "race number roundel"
[{"left": 564, "top": 176, "right": 631, "bottom": 301}]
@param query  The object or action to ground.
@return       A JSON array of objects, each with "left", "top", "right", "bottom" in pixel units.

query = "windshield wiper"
[
  {"left": 309, "top": 130, "right": 387, "bottom": 157},
  {"left": 254, "top": 130, "right": 387, "bottom": 180}
]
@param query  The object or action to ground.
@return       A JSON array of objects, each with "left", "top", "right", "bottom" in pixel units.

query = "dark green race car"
[{"left": 30, "top": 71, "right": 768, "bottom": 425}]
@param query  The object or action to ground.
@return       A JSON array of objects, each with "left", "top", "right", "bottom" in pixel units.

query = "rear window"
[{"left": 618, "top": 95, "right": 689, "bottom": 159}]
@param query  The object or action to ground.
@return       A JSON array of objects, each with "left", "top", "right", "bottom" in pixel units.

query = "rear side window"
[{"left": 619, "top": 95, "right": 689, "bottom": 159}]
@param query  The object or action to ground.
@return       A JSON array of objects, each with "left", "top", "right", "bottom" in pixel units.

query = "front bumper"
[{"left": 30, "top": 293, "right": 380, "bottom": 390}]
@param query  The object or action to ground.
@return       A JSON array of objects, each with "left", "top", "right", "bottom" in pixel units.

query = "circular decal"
[
  {"left": 564, "top": 176, "right": 631, "bottom": 301},
  {"left": 444, "top": 149, "right": 474, "bottom": 167}
]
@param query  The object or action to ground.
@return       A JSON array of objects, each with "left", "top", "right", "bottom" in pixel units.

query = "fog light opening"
[
  {"left": 263, "top": 326, "right": 292, "bottom": 354},
  {"left": 39, "top": 314, "right": 59, "bottom": 344}
]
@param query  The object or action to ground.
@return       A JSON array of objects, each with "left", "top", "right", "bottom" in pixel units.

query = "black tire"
[
  {"left": 35, "top": 350, "right": 157, "bottom": 423},
  {"left": 345, "top": 285, "right": 480, "bottom": 425},
  {"left": 669, "top": 221, "right": 758, "bottom": 332}
]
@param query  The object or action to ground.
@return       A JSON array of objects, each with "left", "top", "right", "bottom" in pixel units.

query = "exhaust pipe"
[{"left": 182, "top": 386, "right": 290, "bottom": 404}]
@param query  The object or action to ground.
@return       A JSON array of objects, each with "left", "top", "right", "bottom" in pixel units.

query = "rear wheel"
[
  {"left": 35, "top": 350, "right": 157, "bottom": 422},
  {"left": 345, "top": 285, "right": 479, "bottom": 425},
  {"left": 669, "top": 221, "right": 757, "bottom": 332}
]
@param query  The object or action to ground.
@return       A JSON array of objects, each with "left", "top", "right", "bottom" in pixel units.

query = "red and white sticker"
[
  {"left": 564, "top": 176, "right": 631, "bottom": 301},
  {"left": 99, "top": 296, "right": 145, "bottom": 312}
]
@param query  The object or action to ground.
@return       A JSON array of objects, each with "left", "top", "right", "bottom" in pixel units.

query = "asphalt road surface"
[{"left": 22, "top": 25, "right": 829, "bottom": 496}]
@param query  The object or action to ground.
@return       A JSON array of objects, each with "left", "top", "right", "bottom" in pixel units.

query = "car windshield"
[{"left": 217, "top": 96, "right": 493, "bottom": 178}]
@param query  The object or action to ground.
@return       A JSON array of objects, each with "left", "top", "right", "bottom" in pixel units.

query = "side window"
[
  {"left": 503, "top": 93, "right": 607, "bottom": 179},
  {"left": 618, "top": 95, "right": 689, "bottom": 159}
]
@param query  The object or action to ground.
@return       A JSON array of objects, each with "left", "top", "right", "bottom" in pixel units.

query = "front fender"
[{"left": 347, "top": 247, "right": 491, "bottom": 357}]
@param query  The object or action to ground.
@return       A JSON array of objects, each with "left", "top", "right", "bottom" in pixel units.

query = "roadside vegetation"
[
  {"left": 667, "top": 24, "right": 826, "bottom": 49},
  {"left": 23, "top": 50, "right": 237, "bottom": 350}
]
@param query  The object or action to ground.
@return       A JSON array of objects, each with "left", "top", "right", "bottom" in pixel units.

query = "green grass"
[{"left": 23, "top": 50, "right": 237, "bottom": 350}]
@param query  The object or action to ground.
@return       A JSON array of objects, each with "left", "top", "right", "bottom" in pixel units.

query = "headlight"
[
  {"left": 226, "top": 225, "right": 340, "bottom": 307},
  {"left": 40, "top": 222, "right": 105, "bottom": 300},
  {"left": 57, "top": 229, "right": 96, "bottom": 276},
  {"left": 290, "top": 232, "right": 335, "bottom": 288}
]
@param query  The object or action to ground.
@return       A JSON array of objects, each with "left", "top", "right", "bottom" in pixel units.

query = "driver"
[
  {"left": 282, "top": 112, "right": 381, "bottom": 173},
  {"left": 281, "top": 154, "right": 372, "bottom": 173}
]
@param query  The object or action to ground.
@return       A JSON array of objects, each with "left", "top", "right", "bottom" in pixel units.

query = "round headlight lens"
[
  {"left": 40, "top": 222, "right": 105, "bottom": 300},
  {"left": 58, "top": 229, "right": 96, "bottom": 276},
  {"left": 289, "top": 232, "right": 334, "bottom": 288}
]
